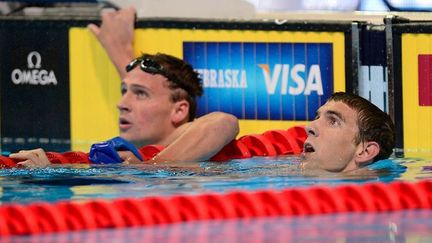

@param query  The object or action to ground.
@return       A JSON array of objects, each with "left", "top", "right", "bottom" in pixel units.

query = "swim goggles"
[{"left": 125, "top": 57, "right": 192, "bottom": 96}]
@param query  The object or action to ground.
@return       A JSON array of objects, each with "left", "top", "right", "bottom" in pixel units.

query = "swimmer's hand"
[
  {"left": 118, "top": 151, "right": 142, "bottom": 164},
  {"left": 87, "top": 6, "right": 135, "bottom": 79},
  {"left": 9, "top": 148, "right": 51, "bottom": 168},
  {"left": 87, "top": 6, "right": 135, "bottom": 48}
]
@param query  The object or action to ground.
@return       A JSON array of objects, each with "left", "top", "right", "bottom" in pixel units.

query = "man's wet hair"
[{"left": 328, "top": 92, "right": 396, "bottom": 161}]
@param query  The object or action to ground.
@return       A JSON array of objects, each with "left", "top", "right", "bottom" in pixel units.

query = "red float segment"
[
  {"left": 263, "top": 130, "right": 304, "bottom": 155},
  {"left": 0, "top": 156, "right": 18, "bottom": 168},
  {"left": 391, "top": 181, "right": 430, "bottom": 209},
  {"left": 239, "top": 134, "right": 277, "bottom": 156},
  {"left": 417, "top": 180, "right": 432, "bottom": 204},
  {"left": 256, "top": 190, "right": 292, "bottom": 216},
  {"left": 287, "top": 126, "right": 307, "bottom": 141},
  {"left": 0, "top": 207, "right": 10, "bottom": 236},
  {"left": 282, "top": 188, "right": 316, "bottom": 216},
  {"left": 62, "top": 151, "right": 90, "bottom": 164},
  {"left": 228, "top": 191, "right": 267, "bottom": 218},
  {"left": 142, "top": 197, "right": 183, "bottom": 224},
  {"left": 45, "top": 152, "right": 69, "bottom": 164},
  {"left": 113, "top": 198, "right": 154, "bottom": 226},
  {"left": 86, "top": 200, "right": 126, "bottom": 228},
  {"left": 1, "top": 204, "right": 41, "bottom": 235},
  {"left": 287, "top": 126, "right": 307, "bottom": 153},
  {"left": 336, "top": 184, "right": 376, "bottom": 212},
  {"left": 139, "top": 145, "right": 165, "bottom": 161},
  {"left": 29, "top": 202, "right": 69, "bottom": 233},
  {"left": 171, "top": 195, "right": 211, "bottom": 221},
  {"left": 196, "top": 194, "right": 237, "bottom": 219},
  {"left": 309, "top": 186, "right": 347, "bottom": 214},
  {"left": 262, "top": 130, "right": 293, "bottom": 155},
  {"left": 210, "top": 139, "right": 251, "bottom": 162},
  {"left": 57, "top": 201, "right": 98, "bottom": 231},
  {"left": 363, "top": 183, "right": 402, "bottom": 211}
]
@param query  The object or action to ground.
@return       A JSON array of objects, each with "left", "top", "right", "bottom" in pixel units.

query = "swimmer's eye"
[
  {"left": 120, "top": 85, "right": 127, "bottom": 95},
  {"left": 327, "top": 115, "right": 341, "bottom": 126},
  {"left": 131, "top": 87, "right": 149, "bottom": 98}
]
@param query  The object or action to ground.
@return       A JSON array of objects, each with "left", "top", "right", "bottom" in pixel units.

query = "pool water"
[
  {"left": 0, "top": 155, "right": 413, "bottom": 204},
  {"left": 0, "top": 155, "right": 430, "bottom": 241}
]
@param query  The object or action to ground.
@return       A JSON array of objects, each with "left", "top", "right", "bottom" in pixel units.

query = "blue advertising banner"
[{"left": 184, "top": 42, "right": 333, "bottom": 121}]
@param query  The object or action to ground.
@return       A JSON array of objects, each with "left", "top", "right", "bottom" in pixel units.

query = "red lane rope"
[
  {"left": 0, "top": 180, "right": 430, "bottom": 236},
  {"left": 0, "top": 126, "right": 307, "bottom": 167}
]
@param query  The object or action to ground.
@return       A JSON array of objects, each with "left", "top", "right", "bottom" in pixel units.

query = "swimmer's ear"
[
  {"left": 355, "top": 141, "right": 380, "bottom": 166},
  {"left": 171, "top": 100, "right": 189, "bottom": 125}
]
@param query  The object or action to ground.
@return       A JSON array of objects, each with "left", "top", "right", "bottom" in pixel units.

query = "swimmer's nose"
[
  {"left": 117, "top": 95, "right": 131, "bottom": 112},
  {"left": 305, "top": 123, "right": 317, "bottom": 137}
]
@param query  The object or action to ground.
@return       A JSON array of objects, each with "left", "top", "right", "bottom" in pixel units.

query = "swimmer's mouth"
[
  {"left": 303, "top": 142, "right": 315, "bottom": 153},
  {"left": 119, "top": 118, "right": 132, "bottom": 127}
]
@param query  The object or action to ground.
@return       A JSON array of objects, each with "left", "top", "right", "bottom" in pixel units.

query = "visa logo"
[{"left": 259, "top": 64, "right": 324, "bottom": 95}]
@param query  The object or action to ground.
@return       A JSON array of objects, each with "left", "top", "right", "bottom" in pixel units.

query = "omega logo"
[
  {"left": 11, "top": 51, "right": 58, "bottom": 86},
  {"left": 27, "top": 51, "right": 42, "bottom": 69}
]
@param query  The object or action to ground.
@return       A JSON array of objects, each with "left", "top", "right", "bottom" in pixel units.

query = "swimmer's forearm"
[{"left": 152, "top": 112, "right": 239, "bottom": 163}]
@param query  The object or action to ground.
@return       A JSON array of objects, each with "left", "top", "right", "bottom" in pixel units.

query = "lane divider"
[
  {"left": 0, "top": 126, "right": 307, "bottom": 167},
  {"left": 0, "top": 180, "right": 430, "bottom": 236}
]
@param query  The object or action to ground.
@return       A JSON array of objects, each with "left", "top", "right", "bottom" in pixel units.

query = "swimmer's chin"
[
  {"left": 298, "top": 156, "right": 315, "bottom": 171},
  {"left": 299, "top": 159, "right": 341, "bottom": 176},
  {"left": 299, "top": 153, "right": 313, "bottom": 167},
  {"left": 299, "top": 160, "right": 374, "bottom": 177},
  {"left": 299, "top": 160, "right": 313, "bottom": 171}
]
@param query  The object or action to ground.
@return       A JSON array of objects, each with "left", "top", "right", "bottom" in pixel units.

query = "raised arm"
[
  {"left": 87, "top": 7, "right": 136, "bottom": 79},
  {"left": 152, "top": 112, "right": 239, "bottom": 163}
]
